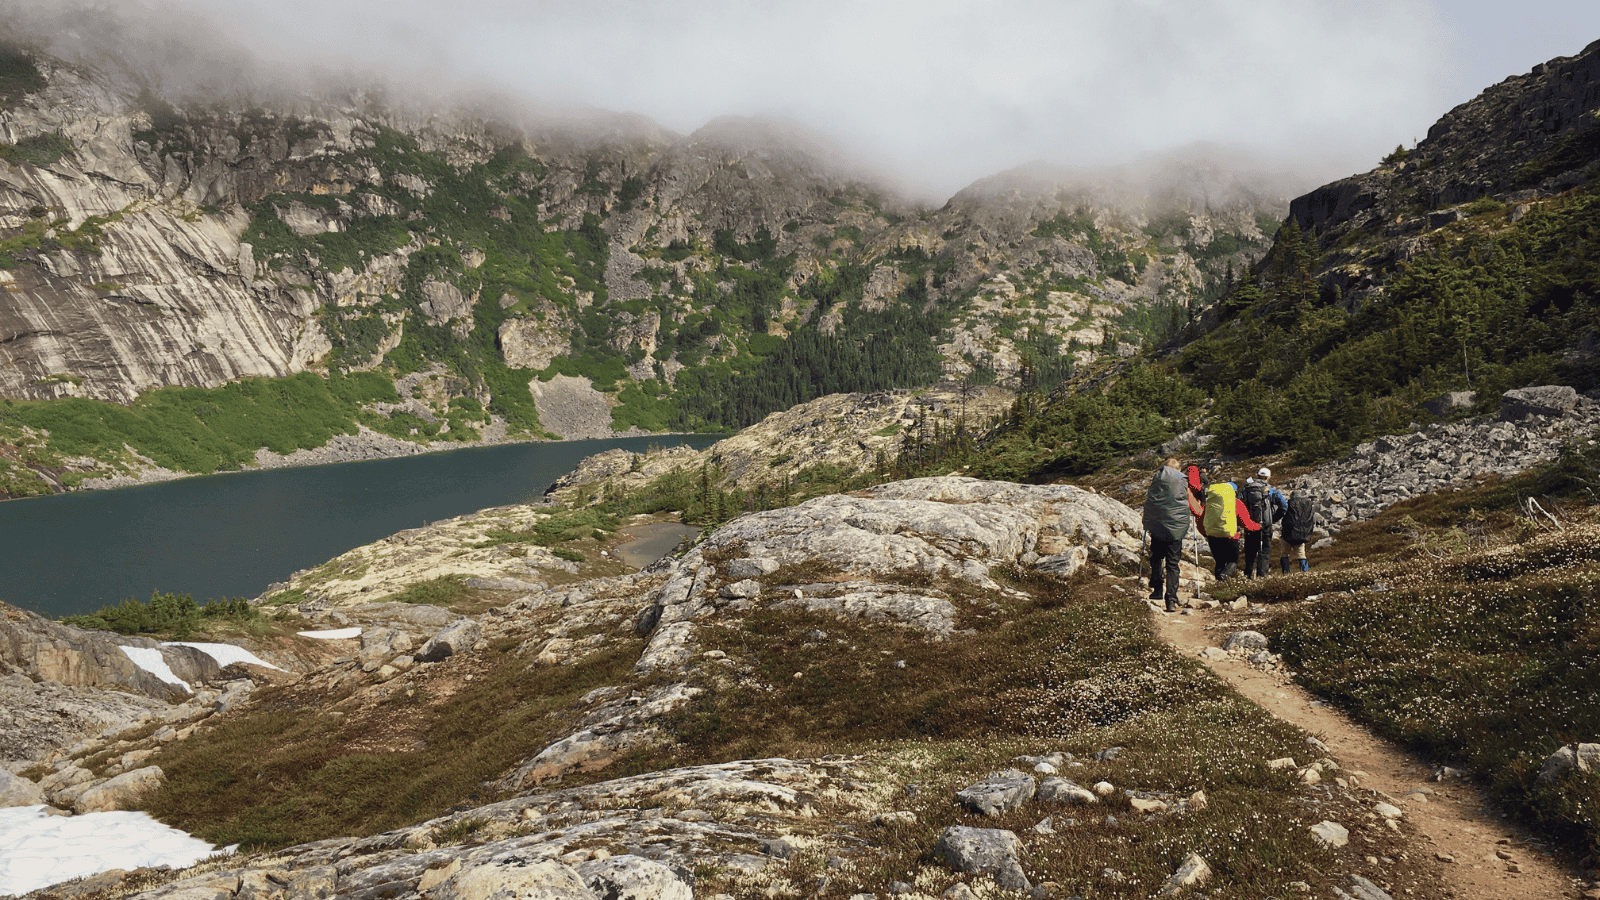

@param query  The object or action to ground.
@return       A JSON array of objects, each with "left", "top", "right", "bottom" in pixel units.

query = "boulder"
[
  {"left": 1158, "top": 853, "right": 1211, "bottom": 897},
  {"left": 1222, "top": 631, "right": 1269, "bottom": 652},
  {"left": 577, "top": 856, "right": 692, "bottom": 900},
  {"left": 1423, "top": 391, "right": 1476, "bottom": 417},
  {"left": 434, "top": 856, "right": 595, "bottom": 900},
  {"left": 930, "top": 826, "right": 1030, "bottom": 892},
  {"left": 0, "top": 602, "right": 188, "bottom": 701},
  {"left": 1036, "top": 777, "right": 1097, "bottom": 805},
  {"left": 1537, "top": 742, "right": 1600, "bottom": 782},
  {"left": 416, "top": 620, "right": 481, "bottom": 663},
  {"left": 1499, "top": 385, "right": 1579, "bottom": 421},
  {"left": 1309, "top": 820, "right": 1349, "bottom": 849},
  {"left": 73, "top": 766, "right": 165, "bottom": 814},
  {"left": 956, "top": 771, "right": 1036, "bottom": 816},
  {"left": 1343, "top": 875, "right": 1398, "bottom": 900},
  {"left": 0, "top": 768, "right": 43, "bottom": 807}
]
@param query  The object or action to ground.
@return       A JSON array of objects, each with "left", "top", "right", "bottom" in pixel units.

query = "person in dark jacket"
[
  {"left": 1143, "top": 456, "right": 1189, "bottom": 612},
  {"left": 1279, "top": 488, "right": 1317, "bottom": 572},
  {"left": 1241, "top": 467, "right": 1288, "bottom": 579}
]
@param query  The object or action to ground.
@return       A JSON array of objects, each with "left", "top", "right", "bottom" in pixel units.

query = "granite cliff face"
[{"left": 0, "top": 58, "right": 330, "bottom": 404}]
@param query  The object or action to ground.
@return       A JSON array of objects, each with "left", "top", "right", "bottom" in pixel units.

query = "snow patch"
[
  {"left": 0, "top": 806, "right": 228, "bottom": 897},
  {"left": 297, "top": 627, "right": 361, "bottom": 640},
  {"left": 117, "top": 646, "right": 192, "bottom": 693},
  {"left": 164, "top": 642, "right": 282, "bottom": 671}
]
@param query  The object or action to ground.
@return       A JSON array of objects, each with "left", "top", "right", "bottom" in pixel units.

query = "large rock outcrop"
[
  {"left": 631, "top": 477, "right": 1142, "bottom": 674},
  {"left": 0, "top": 602, "right": 204, "bottom": 702}
]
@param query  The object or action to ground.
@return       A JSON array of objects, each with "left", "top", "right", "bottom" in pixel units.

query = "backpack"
[
  {"left": 1242, "top": 481, "right": 1272, "bottom": 528},
  {"left": 1202, "top": 482, "right": 1238, "bottom": 538},
  {"left": 1284, "top": 493, "right": 1316, "bottom": 544}
]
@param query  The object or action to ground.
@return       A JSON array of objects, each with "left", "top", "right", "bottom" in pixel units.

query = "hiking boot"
[
  {"left": 1165, "top": 599, "right": 1179, "bottom": 613},
  {"left": 1299, "top": 559, "right": 1309, "bottom": 572},
  {"left": 1280, "top": 556, "right": 1290, "bottom": 575}
]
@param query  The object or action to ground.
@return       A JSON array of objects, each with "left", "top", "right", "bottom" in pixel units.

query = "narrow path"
[{"left": 1153, "top": 605, "right": 1578, "bottom": 900}]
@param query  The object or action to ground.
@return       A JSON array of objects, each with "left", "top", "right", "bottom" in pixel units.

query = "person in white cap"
[{"left": 1240, "top": 467, "right": 1287, "bottom": 578}]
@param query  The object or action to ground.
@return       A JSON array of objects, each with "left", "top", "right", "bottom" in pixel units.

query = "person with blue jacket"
[{"left": 1241, "top": 467, "right": 1288, "bottom": 579}]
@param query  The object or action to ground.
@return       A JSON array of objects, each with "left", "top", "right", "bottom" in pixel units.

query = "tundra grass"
[
  {"left": 605, "top": 568, "right": 1443, "bottom": 899},
  {"left": 138, "top": 557, "right": 1450, "bottom": 897},
  {"left": 142, "top": 636, "right": 644, "bottom": 850},
  {"left": 1255, "top": 520, "right": 1600, "bottom": 862}
]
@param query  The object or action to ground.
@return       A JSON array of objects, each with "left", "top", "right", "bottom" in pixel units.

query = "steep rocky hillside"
[
  {"left": 1287, "top": 38, "right": 1600, "bottom": 306},
  {"left": 1166, "top": 38, "right": 1600, "bottom": 462},
  {"left": 0, "top": 44, "right": 1289, "bottom": 497}
]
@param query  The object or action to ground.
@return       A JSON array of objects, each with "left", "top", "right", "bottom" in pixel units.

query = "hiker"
[
  {"left": 1143, "top": 456, "right": 1189, "bottom": 612},
  {"left": 1241, "top": 468, "right": 1288, "bottom": 579},
  {"left": 1280, "top": 487, "right": 1317, "bottom": 572},
  {"left": 1198, "top": 469, "right": 1260, "bottom": 581}
]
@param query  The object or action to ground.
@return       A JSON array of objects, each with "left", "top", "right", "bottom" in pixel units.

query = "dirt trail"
[{"left": 1154, "top": 605, "right": 1579, "bottom": 900}]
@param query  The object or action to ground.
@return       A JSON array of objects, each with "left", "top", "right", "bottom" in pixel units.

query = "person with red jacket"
[{"left": 1189, "top": 466, "right": 1260, "bottom": 581}]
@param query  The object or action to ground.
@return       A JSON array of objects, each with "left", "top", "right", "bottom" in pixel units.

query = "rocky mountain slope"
[
  {"left": 1282, "top": 37, "right": 1600, "bottom": 308},
  {"left": 0, "top": 42, "right": 1291, "bottom": 498},
  {"left": 1164, "top": 38, "right": 1600, "bottom": 465}
]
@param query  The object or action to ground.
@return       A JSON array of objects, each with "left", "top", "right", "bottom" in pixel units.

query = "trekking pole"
[{"left": 1140, "top": 529, "right": 1147, "bottom": 583}]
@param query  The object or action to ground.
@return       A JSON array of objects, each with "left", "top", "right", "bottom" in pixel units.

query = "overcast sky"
[{"left": 10, "top": 1, "right": 1600, "bottom": 201}]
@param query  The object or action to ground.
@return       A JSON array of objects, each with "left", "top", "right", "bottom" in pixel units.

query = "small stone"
[
  {"left": 1093, "top": 781, "right": 1115, "bottom": 796},
  {"left": 1374, "top": 801, "right": 1403, "bottom": 819},
  {"left": 1187, "top": 790, "right": 1207, "bottom": 811},
  {"left": 1435, "top": 852, "right": 1456, "bottom": 863},
  {"left": 1310, "top": 820, "right": 1349, "bottom": 849},
  {"left": 1158, "top": 853, "right": 1211, "bottom": 897}
]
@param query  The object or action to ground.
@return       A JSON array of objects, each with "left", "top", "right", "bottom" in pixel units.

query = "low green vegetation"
[
  {"left": 471, "top": 507, "right": 619, "bottom": 548},
  {"left": 0, "top": 371, "right": 401, "bottom": 474},
  {"left": 0, "top": 47, "right": 46, "bottom": 105},
  {"left": 606, "top": 567, "right": 1398, "bottom": 898},
  {"left": 1185, "top": 184, "right": 1600, "bottom": 462},
  {"left": 1207, "top": 463, "right": 1600, "bottom": 862},
  {"left": 378, "top": 574, "right": 479, "bottom": 607},
  {"left": 0, "top": 132, "right": 72, "bottom": 167},
  {"left": 894, "top": 363, "right": 1204, "bottom": 484},
  {"left": 62, "top": 592, "right": 259, "bottom": 640},
  {"left": 1264, "top": 528, "right": 1600, "bottom": 860}
]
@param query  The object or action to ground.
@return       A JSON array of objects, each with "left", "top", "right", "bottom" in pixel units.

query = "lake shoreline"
[{"left": 59, "top": 421, "right": 718, "bottom": 499}]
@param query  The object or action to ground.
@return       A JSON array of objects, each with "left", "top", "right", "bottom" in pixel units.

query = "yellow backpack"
[{"left": 1202, "top": 482, "right": 1238, "bottom": 537}]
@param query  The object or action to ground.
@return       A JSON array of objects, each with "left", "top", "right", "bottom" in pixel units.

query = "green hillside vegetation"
[
  {"left": 61, "top": 592, "right": 261, "bottom": 640},
  {"left": 1184, "top": 186, "right": 1600, "bottom": 461},
  {"left": 0, "top": 371, "right": 447, "bottom": 478}
]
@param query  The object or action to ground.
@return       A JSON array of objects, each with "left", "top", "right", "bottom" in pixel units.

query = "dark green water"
[{"left": 0, "top": 436, "right": 718, "bottom": 619}]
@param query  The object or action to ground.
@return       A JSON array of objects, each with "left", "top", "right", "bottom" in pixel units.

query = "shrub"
[{"left": 63, "top": 592, "right": 258, "bottom": 639}]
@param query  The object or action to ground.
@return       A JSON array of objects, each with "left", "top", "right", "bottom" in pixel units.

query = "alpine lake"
[{"left": 0, "top": 435, "right": 720, "bottom": 619}]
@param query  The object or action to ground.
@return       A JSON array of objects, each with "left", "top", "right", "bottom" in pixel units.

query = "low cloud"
[{"left": 1, "top": 0, "right": 1589, "bottom": 202}]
